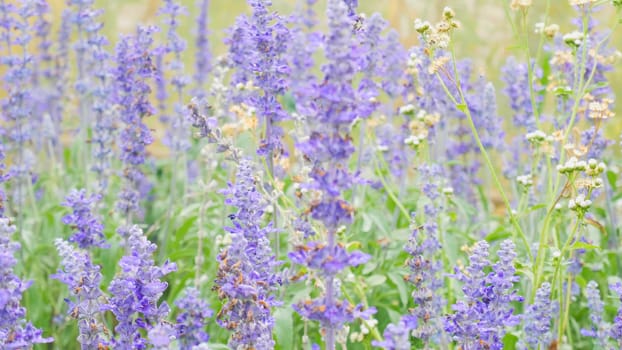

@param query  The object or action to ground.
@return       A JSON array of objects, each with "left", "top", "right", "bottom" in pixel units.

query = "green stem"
[{"left": 434, "top": 45, "right": 532, "bottom": 260}]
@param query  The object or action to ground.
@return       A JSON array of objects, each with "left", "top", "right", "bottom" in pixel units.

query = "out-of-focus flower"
[
  {"left": 0, "top": 218, "right": 53, "bottom": 347},
  {"left": 214, "top": 158, "right": 280, "bottom": 349},
  {"left": 114, "top": 26, "right": 157, "bottom": 220},
  {"left": 175, "top": 287, "right": 212, "bottom": 349},
  {"left": 193, "top": 0, "right": 211, "bottom": 98},
  {"left": 61, "top": 189, "right": 106, "bottom": 249},
  {"left": 106, "top": 225, "right": 177, "bottom": 350},
  {"left": 445, "top": 240, "right": 522, "bottom": 349},
  {"left": 52, "top": 239, "right": 108, "bottom": 349},
  {"left": 518, "top": 282, "right": 556, "bottom": 349}
]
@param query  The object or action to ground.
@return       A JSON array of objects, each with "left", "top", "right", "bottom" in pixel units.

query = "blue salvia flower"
[
  {"left": 106, "top": 225, "right": 177, "bottom": 350},
  {"left": 610, "top": 282, "right": 622, "bottom": 346},
  {"left": 0, "top": 217, "right": 53, "bottom": 347},
  {"left": 193, "top": 0, "right": 211, "bottom": 99},
  {"left": 175, "top": 287, "right": 212, "bottom": 349},
  {"left": 405, "top": 166, "right": 445, "bottom": 343},
  {"left": 81, "top": 3, "right": 116, "bottom": 193},
  {"left": 61, "top": 189, "right": 107, "bottom": 249},
  {"left": 288, "top": 0, "right": 321, "bottom": 122},
  {"left": 147, "top": 323, "right": 177, "bottom": 349},
  {"left": 288, "top": 1, "right": 375, "bottom": 349},
  {"left": 372, "top": 316, "right": 416, "bottom": 350},
  {"left": 52, "top": 239, "right": 108, "bottom": 349},
  {"left": 377, "top": 165, "right": 446, "bottom": 348},
  {"left": 158, "top": 0, "right": 192, "bottom": 153},
  {"left": 0, "top": 0, "right": 38, "bottom": 208},
  {"left": 581, "top": 280, "right": 610, "bottom": 347},
  {"left": 444, "top": 240, "right": 522, "bottom": 349},
  {"left": 518, "top": 282, "right": 555, "bottom": 350},
  {"left": 474, "top": 82, "right": 505, "bottom": 151},
  {"left": 114, "top": 26, "right": 157, "bottom": 220},
  {"left": 229, "top": 0, "right": 291, "bottom": 169},
  {"left": 501, "top": 57, "right": 540, "bottom": 131},
  {"left": 214, "top": 158, "right": 280, "bottom": 349}
]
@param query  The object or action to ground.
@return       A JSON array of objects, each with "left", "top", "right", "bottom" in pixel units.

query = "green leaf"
[
  {"left": 274, "top": 308, "right": 293, "bottom": 350},
  {"left": 570, "top": 241, "right": 599, "bottom": 251},
  {"left": 607, "top": 170, "right": 618, "bottom": 188},
  {"left": 366, "top": 274, "right": 387, "bottom": 287},
  {"left": 387, "top": 272, "right": 408, "bottom": 306}
]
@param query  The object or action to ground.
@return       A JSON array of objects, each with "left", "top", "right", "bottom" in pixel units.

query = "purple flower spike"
[
  {"left": 193, "top": 0, "right": 211, "bottom": 98},
  {"left": 114, "top": 26, "right": 157, "bottom": 219},
  {"left": 175, "top": 287, "right": 212, "bottom": 349},
  {"left": 214, "top": 159, "right": 280, "bottom": 349},
  {"left": 106, "top": 225, "right": 177, "bottom": 350},
  {"left": 52, "top": 239, "right": 108, "bottom": 349},
  {"left": 444, "top": 240, "right": 522, "bottom": 350},
  {"left": 0, "top": 218, "right": 53, "bottom": 347},
  {"left": 518, "top": 282, "right": 555, "bottom": 350},
  {"left": 61, "top": 189, "right": 107, "bottom": 249}
]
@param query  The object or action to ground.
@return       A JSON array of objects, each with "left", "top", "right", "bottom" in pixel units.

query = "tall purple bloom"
[
  {"left": 581, "top": 280, "right": 609, "bottom": 347},
  {"left": 158, "top": 0, "right": 192, "bottom": 153},
  {"left": 444, "top": 240, "right": 522, "bottom": 349},
  {"left": 611, "top": 282, "right": 622, "bottom": 346},
  {"left": 214, "top": 158, "right": 280, "bottom": 349},
  {"left": 193, "top": 0, "right": 210, "bottom": 98},
  {"left": 227, "top": 0, "right": 291, "bottom": 170},
  {"left": 114, "top": 26, "right": 157, "bottom": 220},
  {"left": 518, "top": 282, "right": 555, "bottom": 350},
  {"left": 175, "top": 287, "right": 212, "bottom": 349},
  {"left": 0, "top": 217, "right": 53, "bottom": 347},
  {"left": 288, "top": 1, "right": 375, "bottom": 349},
  {"left": 52, "top": 239, "right": 108, "bottom": 349},
  {"left": 0, "top": 0, "right": 38, "bottom": 208},
  {"left": 106, "top": 225, "right": 177, "bottom": 350},
  {"left": 372, "top": 316, "right": 416, "bottom": 350},
  {"left": 61, "top": 189, "right": 106, "bottom": 249}
]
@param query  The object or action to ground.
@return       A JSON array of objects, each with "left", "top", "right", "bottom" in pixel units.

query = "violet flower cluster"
[
  {"left": 193, "top": 0, "right": 211, "bottom": 99},
  {"left": 517, "top": 282, "right": 555, "bottom": 350},
  {"left": 444, "top": 240, "right": 522, "bottom": 349},
  {"left": 158, "top": 0, "right": 192, "bottom": 153},
  {"left": 175, "top": 287, "right": 212, "bottom": 349},
  {"left": 228, "top": 0, "right": 291, "bottom": 171},
  {"left": 52, "top": 239, "right": 108, "bottom": 349},
  {"left": 288, "top": 1, "right": 376, "bottom": 348},
  {"left": 114, "top": 26, "right": 157, "bottom": 220},
  {"left": 0, "top": 217, "right": 52, "bottom": 347},
  {"left": 0, "top": 0, "right": 38, "bottom": 207},
  {"left": 61, "top": 189, "right": 107, "bottom": 249},
  {"left": 106, "top": 225, "right": 177, "bottom": 350},
  {"left": 214, "top": 158, "right": 280, "bottom": 349}
]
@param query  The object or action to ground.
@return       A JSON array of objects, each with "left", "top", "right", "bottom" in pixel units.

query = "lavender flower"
[
  {"left": 52, "top": 239, "right": 108, "bottom": 349},
  {"left": 193, "top": 0, "right": 211, "bottom": 98},
  {"left": 175, "top": 287, "right": 212, "bottom": 349},
  {"left": 214, "top": 159, "right": 280, "bottom": 349},
  {"left": 518, "top": 282, "right": 555, "bottom": 350},
  {"left": 114, "top": 26, "right": 157, "bottom": 220},
  {"left": 0, "top": 0, "right": 38, "bottom": 207},
  {"left": 444, "top": 240, "right": 522, "bottom": 349},
  {"left": 61, "top": 189, "right": 106, "bottom": 249},
  {"left": 288, "top": 2, "right": 375, "bottom": 349},
  {"left": 148, "top": 323, "right": 176, "bottom": 349},
  {"left": 611, "top": 282, "right": 622, "bottom": 346},
  {"left": 106, "top": 225, "right": 177, "bottom": 350},
  {"left": 372, "top": 316, "right": 416, "bottom": 350},
  {"left": 228, "top": 0, "right": 291, "bottom": 171},
  {"left": 581, "top": 280, "right": 609, "bottom": 347},
  {"left": 0, "top": 217, "right": 52, "bottom": 347},
  {"left": 158, "top": 0, "right": 192, "bottom": 153}
]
